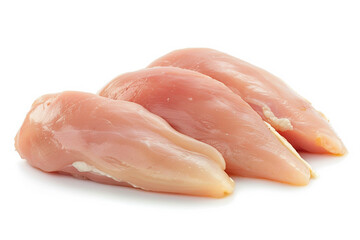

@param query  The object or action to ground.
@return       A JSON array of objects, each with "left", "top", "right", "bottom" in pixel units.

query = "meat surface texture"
[
  {"left": 15, "top": 91, "right": 234, "bottom": 198},
  {"left": 99, "top": 67, "right": 314, "bottom": 185},
  {"left": 148, "top": 48, "right": 346, "bottom": 155}
]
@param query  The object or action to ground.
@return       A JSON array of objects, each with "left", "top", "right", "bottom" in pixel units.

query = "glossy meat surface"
[
  {"left": 149, "top": 48, "right": 346, "bottom": 155},
  {"left": 99, "top": 67, "right": 314, "bottom": 185},
  {"left": 15, "top": 91, "right": 234, "bottom": 198}
]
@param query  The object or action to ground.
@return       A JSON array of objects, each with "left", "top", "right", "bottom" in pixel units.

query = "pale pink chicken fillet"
[
  {"left": 148, "top": 48, "right": 346, "bottom": 155},
  {"left": 99, "top": 67, "right": 315, "bottom": 185},
  {"left": 15, "top": 91, "right": 234, "bottom": 198}
]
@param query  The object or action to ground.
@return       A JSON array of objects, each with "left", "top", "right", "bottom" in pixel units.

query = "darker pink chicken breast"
[{"left": 148, "top": 48, "right": 346, "bottom": 155}]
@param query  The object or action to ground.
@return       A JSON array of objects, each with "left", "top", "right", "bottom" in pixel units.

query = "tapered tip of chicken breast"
[
  {"left": 316, "top": 133, "right": 347, "bottom": 155},
  {"left": 209, "top": 175, "right": 235, "bottom": 198}
]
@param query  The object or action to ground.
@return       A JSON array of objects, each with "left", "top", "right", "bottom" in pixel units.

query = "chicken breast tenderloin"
[
  {"left": 148, "top": 48, "right": 346, "bottom": 155},
  {"left": 15, "top": 91, "right": 234, "bottom": 198},
  {"left": 99, "top": 67, "right": 315, "bottom": 185}
]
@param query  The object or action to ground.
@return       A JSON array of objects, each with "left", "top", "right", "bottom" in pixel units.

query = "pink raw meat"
[
  {"left": 148, "top": 48, "right": 346, "bottom": 155},
  {"left": 99, "top": 67, "right": 315, "bottom": 185},
  {"left": 15, "top": 91, "right": 234, "bottom": 198}
]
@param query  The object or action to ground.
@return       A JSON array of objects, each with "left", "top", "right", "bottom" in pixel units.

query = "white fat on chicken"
[
  {"left": 72, "top": 161, "right": 143, "bottom": 189},
  {"left": 264, "top": 122, "right": 317, "bottom": 178},
  {"left": 262, "top": 106, "right": 293, "bottom": 131},
  {"left": 72, "top": 161, "right": 120, "bottom": 182}
]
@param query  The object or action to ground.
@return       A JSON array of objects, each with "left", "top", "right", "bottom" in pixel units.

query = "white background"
[{"left": 1, "top": 1, "right": 359, "bottom": 239}]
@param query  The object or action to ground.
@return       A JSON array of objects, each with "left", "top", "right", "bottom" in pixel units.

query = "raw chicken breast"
[
  {"left": 15, "top": 91, "right": 234, "bottom": 198},
  {"left": 99, "top": 67, "right": 315, "bottom": 185},
  {"left": 148, "top": 48, "right": 346, "bottom": 155}
]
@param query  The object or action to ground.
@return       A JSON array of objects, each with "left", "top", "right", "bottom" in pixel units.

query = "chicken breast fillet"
[
  {"left": 99, "top": 67, "right": 314, "bottom": 185},
  {"left": 15, "top": 91, "right": 234, "bottom": 198},
  {"left": 148, "top": 48, "right": 346, "bottom": 155}
]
